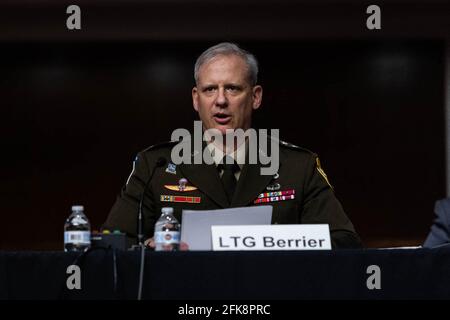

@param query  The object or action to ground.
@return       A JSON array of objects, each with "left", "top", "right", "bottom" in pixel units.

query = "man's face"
[{"left": 192, "top": 54, "right": 263, "bottom": 135}]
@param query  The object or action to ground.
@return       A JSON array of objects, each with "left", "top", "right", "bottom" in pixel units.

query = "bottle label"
[
  {"left": 154, "top": 231, "right": 180, "bottom": 244},
  {"left": 64, "top": 231, "right": 91, "bottom": 245}
]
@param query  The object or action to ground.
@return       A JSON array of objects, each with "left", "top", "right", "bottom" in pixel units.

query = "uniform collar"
[
  {"left": 205, "top": 137, "right": 247, "bottom": 170},
  {"left": 178, "top": 132, "right": 280, "bottom": 208}
]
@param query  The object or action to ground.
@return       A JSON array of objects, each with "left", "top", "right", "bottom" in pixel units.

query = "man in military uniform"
[{"left": 103, "top": 42, "right": 362, "bottom": 249}]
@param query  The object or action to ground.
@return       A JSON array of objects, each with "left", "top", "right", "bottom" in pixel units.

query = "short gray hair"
[{"left": 194, "top": 42, "right": 259, "bottom": 86}]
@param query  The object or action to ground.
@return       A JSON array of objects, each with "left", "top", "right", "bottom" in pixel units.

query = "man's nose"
[{"left": 215, "top": 88, "right": 228, "bottom": 107}]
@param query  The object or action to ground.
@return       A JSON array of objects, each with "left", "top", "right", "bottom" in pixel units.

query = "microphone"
[
  {"left": 137, "top": 156, "right": 167, "bottom": 246},
  {"left": 136, "top": 156, "right": 166, "bottom": 300}
]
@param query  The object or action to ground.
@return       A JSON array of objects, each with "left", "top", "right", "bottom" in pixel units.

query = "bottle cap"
[
  {"left": 102, "top": 229, "right": 111, "bottom": 234},
  {"left": 71, "top": 205, "right": 84, "bottom": 212},
  {"left": 161, "top": 207, "right": 174, "bottom": 214},
  {"left": 113, "top": 230, "right": 121, "bottom": 234}
]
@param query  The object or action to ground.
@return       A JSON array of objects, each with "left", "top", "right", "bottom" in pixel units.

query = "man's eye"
[
  {"left": 227, "top": 86, "right": 240, "bottom": 92},
  {"left": 204, "top": 87, "right": 216, "bottom": 92}
]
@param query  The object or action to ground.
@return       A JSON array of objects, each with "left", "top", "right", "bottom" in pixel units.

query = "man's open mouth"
[{"left": 213, "top": 113, "right": 232, "bottom": 124}]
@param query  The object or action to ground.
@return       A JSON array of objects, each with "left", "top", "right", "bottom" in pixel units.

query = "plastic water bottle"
[
  {"left": 64, "top": 205, "right": 91, "bottom": 252},
  {"left": 154, "top": 207, "right": 180, "bottom": 251}
]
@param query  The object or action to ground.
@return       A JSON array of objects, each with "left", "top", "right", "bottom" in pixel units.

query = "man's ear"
[
  {"left": 192, "top": 87, "right": 199, "bottom": 112},
  {"left": 252, "top": 85, "right": 263, "bottom": 110}
]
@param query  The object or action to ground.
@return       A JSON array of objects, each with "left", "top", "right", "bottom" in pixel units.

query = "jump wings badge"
[{"left": 164, "top": 178, "right": 198, "bottom": 192}]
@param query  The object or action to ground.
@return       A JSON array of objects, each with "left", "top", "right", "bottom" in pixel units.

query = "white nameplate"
[{"left": 211, "top": 224, "right": 331, "bottom": 251}]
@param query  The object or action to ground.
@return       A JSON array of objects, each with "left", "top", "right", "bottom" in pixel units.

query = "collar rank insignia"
[{"left": 254, "top": 189, "right": 295, "bottom": 204}]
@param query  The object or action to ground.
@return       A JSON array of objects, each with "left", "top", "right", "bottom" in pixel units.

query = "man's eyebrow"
[
  {"left": 225, "top": 83, "right": 244, "bottom": 88},
  {"left": 199, "top": 83, "right": 245, "bottom": 90},
  {"left": 200, "top": 84, "right": 218, "bottom": 89}
]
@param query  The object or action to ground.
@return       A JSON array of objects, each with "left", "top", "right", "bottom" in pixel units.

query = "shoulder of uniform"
[
  {"left": 140, "top": 140, "right": 179, "bottom": 154},
  {"left": 277, "top": 140, "right": 333, "bottom": 189},
  {"left": 279, "top": 140, "right": 317, "bottom": 156}
]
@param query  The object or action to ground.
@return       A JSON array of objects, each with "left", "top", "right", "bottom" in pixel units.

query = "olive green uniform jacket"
[{"left": 104, "top": 140, "right": 362, "bottom": 249}]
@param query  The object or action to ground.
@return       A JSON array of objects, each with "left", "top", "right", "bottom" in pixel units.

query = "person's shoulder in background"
[{"left": 423, "top": 198, "right": 450, "bottom": 248}]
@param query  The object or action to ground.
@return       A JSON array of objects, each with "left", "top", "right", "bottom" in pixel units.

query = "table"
[{"left": 1, "top": 247, "right": 450, "bottom": 300}]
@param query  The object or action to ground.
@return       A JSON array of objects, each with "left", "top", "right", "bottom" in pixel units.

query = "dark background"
[{"left": 0, "top": 0, "right": 449, "bottom": 249}]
